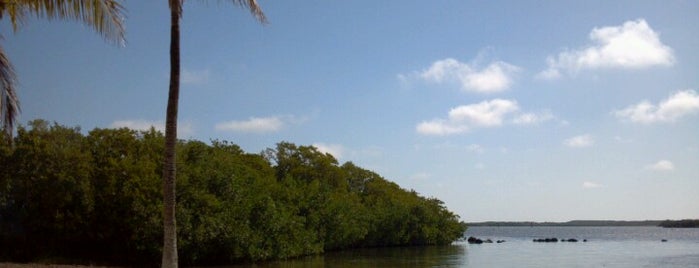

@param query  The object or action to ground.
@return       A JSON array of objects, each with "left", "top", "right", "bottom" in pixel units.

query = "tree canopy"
[{"left": 0, "top": 120, "right": 466, "bottom": 266}]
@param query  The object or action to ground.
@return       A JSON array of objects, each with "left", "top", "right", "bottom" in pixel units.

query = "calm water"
[{"left": 229, "top": 226, "right": 699, "bottom": 267}]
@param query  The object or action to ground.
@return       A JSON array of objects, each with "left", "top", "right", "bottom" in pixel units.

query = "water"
[
  {"left": 229, "top": 226, "right": 699, "bottom": 267},
  {"left": 463, "top": 226, "right": 699, "bottom": 267}
]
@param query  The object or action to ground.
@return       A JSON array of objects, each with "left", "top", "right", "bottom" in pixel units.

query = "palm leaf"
[
  {"left": 230, "top": 0, "right": 267, "bottom": 24},
  {"left": 1, "top": 0, "right": 126, "bottom": 45},
  {"left": 0, "top": 0, "right": 127, "bottom": 139},
  {"left": 198, "top": 0, "right": 267, "bottom": 23},
  {"left": 0, "top": 45, "right": 19, "bottom": 139}
]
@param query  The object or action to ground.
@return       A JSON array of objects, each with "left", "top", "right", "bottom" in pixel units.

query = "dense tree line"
[
  {"left": 468, "top": 220, "right": 664, "bottom": 227},
  {"left": 0, "top": 120, "right": 466, "bottom": 266},
  {"left": 659, "top": 219, "right": 699, "bottom": 228}
]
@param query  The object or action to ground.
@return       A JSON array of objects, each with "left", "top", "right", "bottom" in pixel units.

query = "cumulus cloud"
[
  {"left": 416, "top": 99, "right": 553, "bottom": 136},
  {"left": 512, "top": 111, "right": 555, "bottom": 125},
  {"left": 416, "top": 119, "right": 470, "bottom": 136},
  {"left": 614, "top": 90, "right": 699, "bottom": 124},
  {"left": 645, "top": 160, "right": 674, "bottom": 171},
  {"left": 582, "top": 181, "right": 603, "bottom": 189},
  {"left": 449, "top": 99, "right": 519, "bottom": 127},
  {"left": 537, "top": 67, "right": 562, "bottom": 80},
  {"left": 312, "top": 143, "right": 345, "bottom": 159},
  {"left": 539, "top": 19, "right": 674, "bottom": 79},
  {"left": 417, "top": 58, "right": 520, "bottom": 93},
  {"left": 564, "top": 134, "right": 594, "bottom": 148},
  {"left": 110, "top": 119, "right": 194, "bottom": 137},
  {"left": 215, "top": 116, "right": 284, "bottom": 133}
]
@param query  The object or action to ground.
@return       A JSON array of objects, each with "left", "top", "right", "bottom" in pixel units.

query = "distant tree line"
[
  {"left": 0, "top": 120, "right": 466, "bottom": 266},
  {"left": 658, "top": 220, "right": 699, "bottom": 228},
  {"left": 468, "top": 220, "right": 663, "bottom": 227}
]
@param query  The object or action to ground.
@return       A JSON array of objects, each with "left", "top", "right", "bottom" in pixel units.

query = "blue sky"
[{"left": 3, "top": 0, "right": 698, "bottom": 222}]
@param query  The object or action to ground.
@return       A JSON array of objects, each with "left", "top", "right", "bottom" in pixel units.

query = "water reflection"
[{"left": 228, "top": 245, "right": 467, "bottom": 268}]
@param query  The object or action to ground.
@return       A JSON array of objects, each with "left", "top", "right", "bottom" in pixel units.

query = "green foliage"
[
  {"left": 84, "top": 127, "right": 163, "bottom": 263},
  {"left": 2, "top": 120, "right": 93, "bottom": 260},
  {"left": 0, "top": 120, "right": 467, "bottom": 265}
]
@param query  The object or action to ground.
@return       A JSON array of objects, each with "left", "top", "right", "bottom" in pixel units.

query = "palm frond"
[
  {"left": 0, "top": 1, "right": 25, "bottom": 30},
  {"left": 205, "top": 0, "right": 266, "bottom": 24},
  {"left": 232, "top": 0, "right": 267, "bottom": 24},
  {"left": 1, "top": 0, "right": 127, "bottom": 45},
  {"left": 0, "top": 45, "right": 19, "bottom": 140}
]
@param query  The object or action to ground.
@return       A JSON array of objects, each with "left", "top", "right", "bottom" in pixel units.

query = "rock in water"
[{"left": 467, "top": 236, "right": 484, "bottom": 244}]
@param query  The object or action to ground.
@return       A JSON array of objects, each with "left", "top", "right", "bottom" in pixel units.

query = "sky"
[{"left": 2, "top": 0, "right": 698, "bottom": 222}]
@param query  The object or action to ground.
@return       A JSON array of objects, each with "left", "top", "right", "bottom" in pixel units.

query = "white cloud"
[
  {"left": 536, "top": 67, "right": 561, "bottom": 80},
  {"left": 182, "top": 69, "right": 210, "bottom": 84},
  {"left": 416, "top": 99, "right": 553, "bottom": 136},
  {"left": 539, "top": 19, "right": 674, "bottom": 79},
  {"left": 614, "top": 90, "right": 699, "bottom": 124},
  {"left": 564, "top": 134, "right": 594, "bottom": 148},
  {"left": 465, "top": 62, "right": 520, "bottom": 92},
  {"left": 215, "top": 116, "right": 284, "bottom": 133},
  {"left": 419, "top": 59, "right": 458, "bottom": 83},
  {"left": 418, "top": 58, "right": 519, "bottom": 93},
  {"left": 111, "top": 119, "right": 164, "bottom": 132},
  {"left": 312, "top": 143, "right": 345, "bottom": 159},
  {"left": 512, "top": 111, "right": 555, "bottom": 125},
  {"left": 110, "top": 119, "right": 194, "bottom": 137},
  {"left": 582, "top": 181, "right": 603, "bottom": 189},
  {"left": 645, "top": 160, "right": 674, "bottom": 171},
  {"left": 449, "top": 99, "right": 519, "bottom": 127},
  {"left": 416, "top": 119, "right": 470, "bottom": 136}
]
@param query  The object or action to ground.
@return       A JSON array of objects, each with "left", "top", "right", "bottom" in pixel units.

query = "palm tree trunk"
[{"left": 162, "top": 2, "right": 181, "bottom": 268}]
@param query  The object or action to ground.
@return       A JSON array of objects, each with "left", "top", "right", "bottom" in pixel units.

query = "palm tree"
[
  {"left": 0, "top": 0, "right": 126, "bottom": 139},
  {"left": 162, "top": 1, "right": 265, "bottom": 267}
]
